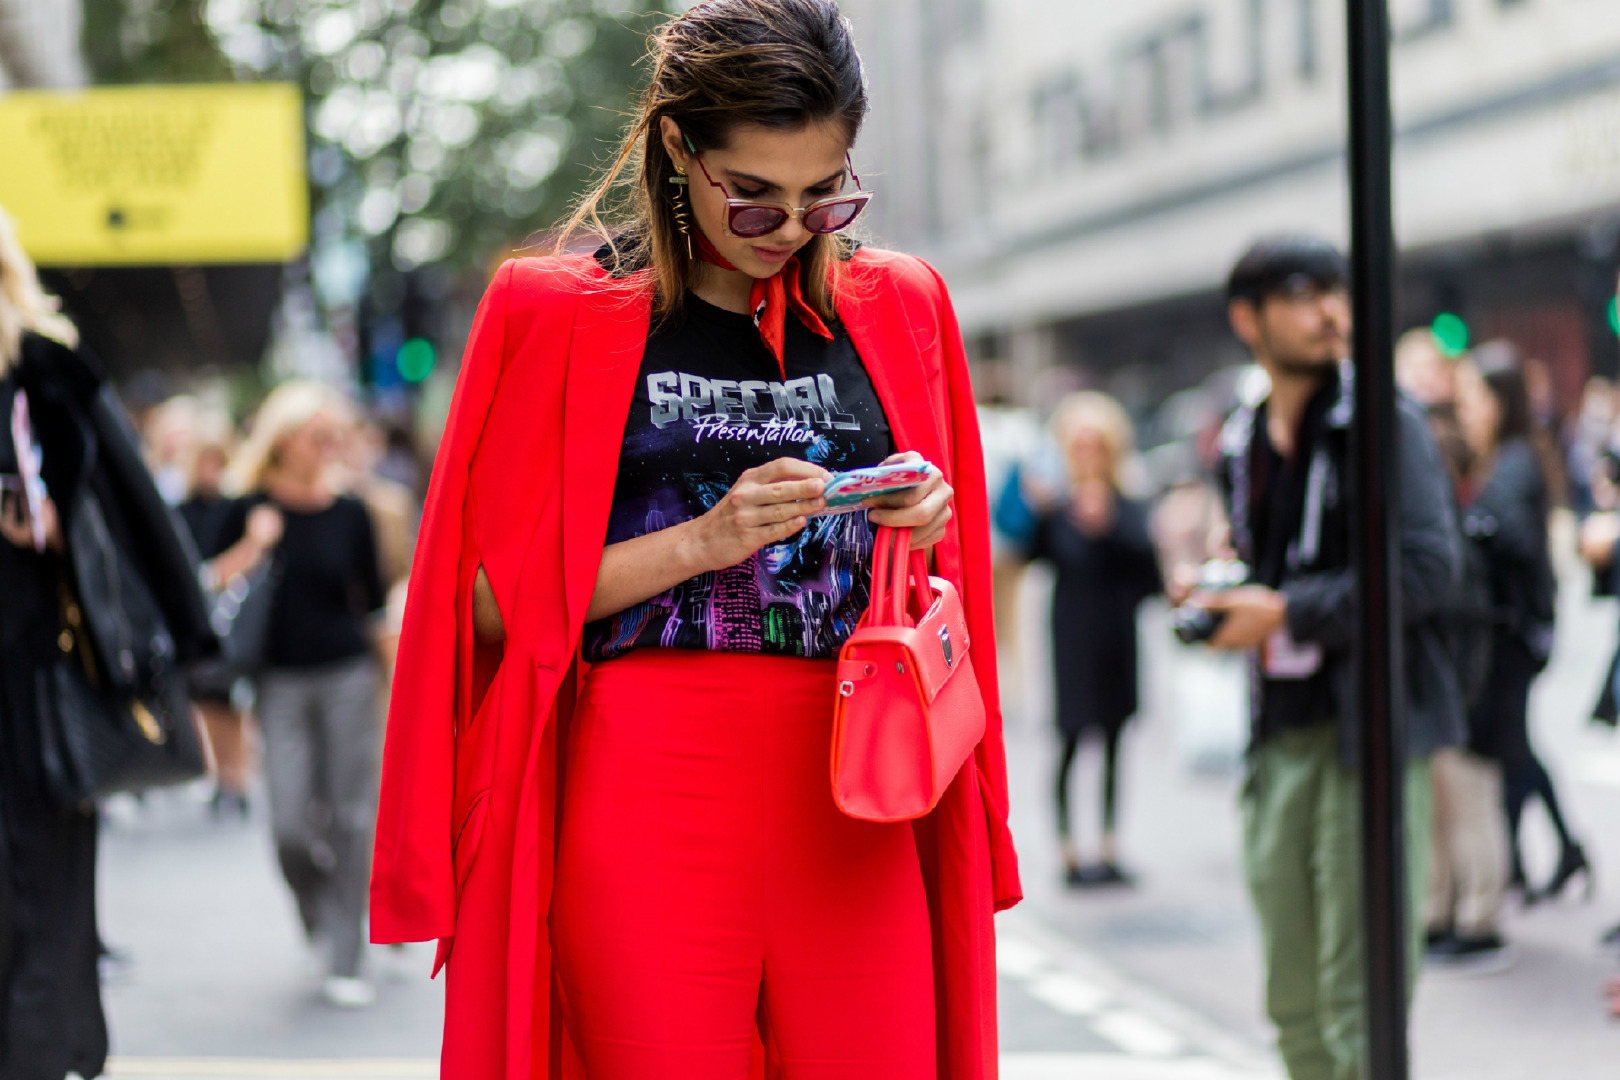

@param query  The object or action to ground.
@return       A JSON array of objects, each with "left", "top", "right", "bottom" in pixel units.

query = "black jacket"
[
  {"left": 1029, "top": 495, "right": 1162, "bottom": 737},
  {"left": 1462, "top": 438, "right": 1557, "bottom": 761},
  {"left": 24, "top": 335, "right": 214, "bottom": 674},
  {"left": 1464, "top": 439, "right": 1556, "bottom": 655},
  {"left": 1216, "top": 365, "right": 1466, "bottom": 762},
  {"left": 0, "top": 332, "right": 213, "bottom": 1080}
]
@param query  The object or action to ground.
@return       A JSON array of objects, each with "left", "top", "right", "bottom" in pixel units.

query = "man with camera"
[{"left": 1183, "top": 236, "right": 1465, "bottom": 1080}]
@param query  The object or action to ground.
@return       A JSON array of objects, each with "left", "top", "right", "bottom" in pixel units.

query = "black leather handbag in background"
[
  {"left": 35, "top": 492, "right": 206, "bottom": 809},
  {"left": 188, "top": 556, "right": 277, "bottom": 700}
]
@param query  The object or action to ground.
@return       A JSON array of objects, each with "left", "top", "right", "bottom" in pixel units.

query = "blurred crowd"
[
  {"left": 1, "top": 204, "right": 429, "bottom": 1080},
  {"left": 132, "top": 377, "right": 423, "bottom": 1009},
  {"left": 983, "top": 251, "right": 1620, "bottom": 1044}
]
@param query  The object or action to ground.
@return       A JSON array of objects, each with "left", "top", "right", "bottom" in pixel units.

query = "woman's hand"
[
  {"left": 0, "top": 491, "right": 63, "bottom": 553},
  {"left": 865, "top": 451, "right": 954, "bottom": 550},
  {"left": 1579, "top": 512, "right": 1620, "bottom": 570},
  {"left": 245, "top": 504, "right": 285, "bottom": 550},
  {"left": 210, "top": 504, "right": 285, "bottom": 584},
  {"left": 689, "top": 457, "right": 829, "bottom": 572},
  {"left": 585, "top": 458, "right": 829, "bottom": 624}
]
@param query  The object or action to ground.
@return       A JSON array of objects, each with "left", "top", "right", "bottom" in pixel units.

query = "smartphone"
[{"left": 813, "top": 460, "right": 938, "bottom": 515}]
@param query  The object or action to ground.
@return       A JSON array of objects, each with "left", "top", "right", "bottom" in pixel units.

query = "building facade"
[{"left": 844, "top": 0, "right": 1620, "bottom": 416}]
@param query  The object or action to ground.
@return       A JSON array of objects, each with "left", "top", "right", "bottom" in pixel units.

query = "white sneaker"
[{"left": 321, "top": 975, "right": 376, "bottom": 1008}]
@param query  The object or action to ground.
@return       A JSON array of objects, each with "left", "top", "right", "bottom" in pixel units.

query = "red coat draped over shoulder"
[{"left": 371, "top": 247, "right": 1022, "bottom": 1080}]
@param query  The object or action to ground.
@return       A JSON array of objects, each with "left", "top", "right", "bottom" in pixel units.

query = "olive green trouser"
[{"left": 1241, "top": 724, "right": 1431, "bottom": 1080}]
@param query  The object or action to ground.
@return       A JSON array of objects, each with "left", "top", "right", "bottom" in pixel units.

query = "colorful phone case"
[{"left": 814, "top": 461, "right": 937, "bottom": 515}]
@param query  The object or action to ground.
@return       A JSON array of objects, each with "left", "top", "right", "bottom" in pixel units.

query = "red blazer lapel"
[{"left": 559, "top": 280, "right": 653, "bottom": 628}]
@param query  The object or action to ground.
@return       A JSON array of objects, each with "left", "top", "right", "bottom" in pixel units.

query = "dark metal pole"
[{"left": 1346, "top": 1, "right": 1409, "bottom": 1079}]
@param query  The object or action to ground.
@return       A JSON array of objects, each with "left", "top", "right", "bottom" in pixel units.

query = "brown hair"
[{"left": 555, "top": 0, "right": 868, "bottom": 327}]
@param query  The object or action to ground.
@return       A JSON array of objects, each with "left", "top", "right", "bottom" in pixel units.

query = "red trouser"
[{"left": 552, "top": 649, "right": 936, "bottom": 1079}]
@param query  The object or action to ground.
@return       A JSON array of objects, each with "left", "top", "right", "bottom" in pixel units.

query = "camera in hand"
[{"left": 1170, "top": 560, "right": 1251, "bottom": 645}]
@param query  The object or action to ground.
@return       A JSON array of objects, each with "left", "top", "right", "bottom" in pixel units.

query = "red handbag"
[{"left": 830, "top": 526, "right": 987, "bottom": 822}]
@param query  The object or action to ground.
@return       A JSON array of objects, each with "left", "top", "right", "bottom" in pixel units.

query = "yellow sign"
[{"left": 0, "top": 83, "right": 308, "bottom": 266}]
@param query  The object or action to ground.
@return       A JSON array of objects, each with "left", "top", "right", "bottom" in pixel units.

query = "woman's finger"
[
  {"left": 755, "top": 477, "right": 828, "bottom": 505},
  {"left": 747, "top": 458, "right": 833, "bottom": 485},
  {"left": 741, "top": 498, "right": 822, "bottom": 527},
  {"left": 733, "top": 478, "right": 826, "bottom": 510},
  {"left": 869, "top": 484, "right": 952, "bottom": 528},
  {"left": 756, "top": 515, "right": 808, "bottom": 545},
  {"left": 912, "top": 505, "right": 953, "bottom": 549},
  {"left": 864, "top": 480, "right": 934, "bottom": 510}
]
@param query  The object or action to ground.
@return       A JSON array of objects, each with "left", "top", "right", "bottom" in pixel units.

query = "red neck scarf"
[{"left": 693, "top": 231, "right": 833, "bottom": 377}]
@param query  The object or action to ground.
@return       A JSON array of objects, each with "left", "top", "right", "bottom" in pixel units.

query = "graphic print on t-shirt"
[{"left": 581, "top": 294, "right": 893, "bottom": 662}]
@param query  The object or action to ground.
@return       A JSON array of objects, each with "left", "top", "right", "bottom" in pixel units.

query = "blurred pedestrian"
[
  {"left": 1395, "top": 327, "right": 1471, "bottom": 480},
  {"left": 142, "top": 393, "right": 201, "bottom": 506},
  {"left": 0, "top": 207, "right": 214, "bottom": 1080},
  {"left": 1456, "top": 342, "right": 1587, "bottom": 908},
  {"left": 1565, "top": 375, "right": 1616, "bottom": 517},
  {"left": 221, "top": 381, "right": 385, "bottom": 1008},
  {"left": 177, "top": 407, "right": 268, "bottom": 818},
  {"left": 1521, "top": 355, "right": 1570, "bottom": 510},
  {"left": 1021, "top": 391, "right": 1160, "bottom": 887},
  {"left": 338, "top": 415, "right": 418, "bottom": 734},
  {"left": 341, "top": 416, "right": 417, "bottom": 596},
  {"left": 1582, "top": 277, "right": 1620, "bottom": 966},
  {"left": 371, "top": 3, "right": 1019, "bottom": 1075},
  {"left": 1394, "top": 331, "right": 1511, "bottom": 970},
  {"left": 1187, "top": 236, "right": 1462, "bottom": 1080}
]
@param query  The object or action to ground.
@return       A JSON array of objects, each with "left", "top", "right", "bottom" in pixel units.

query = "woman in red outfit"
[{"left": 371, "top": 3, "right": 1020, "bottom": 1078}]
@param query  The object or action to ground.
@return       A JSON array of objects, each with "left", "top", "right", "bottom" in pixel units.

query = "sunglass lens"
[
  {"left": 805, "top": 199, "right": 865, "bottom": 234},
  {"left": 729, "top": 206, "right": 787, "bottom": 237}
]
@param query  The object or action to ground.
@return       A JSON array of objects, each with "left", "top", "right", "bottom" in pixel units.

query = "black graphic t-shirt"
[{"left": 581, "top": 293, "right": 894, "bottom": 662}]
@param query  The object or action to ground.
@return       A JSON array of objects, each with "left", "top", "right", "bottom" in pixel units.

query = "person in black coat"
[
  {"left": 0, "top": 208, "right": 213, "bottom": 1080},
  {"left": 1457, "top": 341, "right": 1588, "bottom": 904},
  {"left": 1023, "top": 392, "right": 1162, "bottom": 887}
]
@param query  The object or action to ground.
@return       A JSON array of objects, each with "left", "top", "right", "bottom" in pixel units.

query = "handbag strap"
[
  {"left": 906, "top": 548, "right": 932, "bottom": 623},
  {"left": 870, "top": 526, "right": 924, "bottom": 628}
]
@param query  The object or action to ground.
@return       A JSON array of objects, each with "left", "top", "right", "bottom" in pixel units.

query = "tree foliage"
[{"left": 83, "top": 0, "right": 664, "bottom": 289}]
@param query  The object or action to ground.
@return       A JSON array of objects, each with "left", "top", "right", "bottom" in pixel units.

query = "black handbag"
[
  {"left": 189, "top": 557, "right": 277, "bottom": 699},
  {"left": 37, "top": 575, "right": 206, "bottom": 810}
]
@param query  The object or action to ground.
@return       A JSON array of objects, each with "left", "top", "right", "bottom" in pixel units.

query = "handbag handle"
[{"left": 869, "top": 526, "right": 931, "bottom": 629}]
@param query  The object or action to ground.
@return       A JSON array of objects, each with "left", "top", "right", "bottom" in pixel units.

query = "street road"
[{"left": 98, "top": 547, "right": 1620, "bottom": 1079}]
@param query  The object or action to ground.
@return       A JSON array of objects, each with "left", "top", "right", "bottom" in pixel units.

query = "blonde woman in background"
[
  {"left": 1023, "top": 392, "right": 1162, "bottom": 887},
  {"left": 217, "top": 381, "right": 385, "bottom": 1008},
  {"left": 337, "top": 418, "right": 418, "bottom": 736},
  {"left": 144, "top": 394, "right": 202, "bottom": 505}
]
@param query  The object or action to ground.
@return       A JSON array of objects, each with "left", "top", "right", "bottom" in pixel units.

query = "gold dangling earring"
[{"left": 669, "top": 168, "right": 694, "bottom": 261}]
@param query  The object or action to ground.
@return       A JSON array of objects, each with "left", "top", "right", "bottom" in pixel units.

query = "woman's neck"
[
  {"left": 691, "top": 263, "right": 757, "bottom": 315},
  {"left": 264, "top": 468, "right": 332, "bottom": 511}
]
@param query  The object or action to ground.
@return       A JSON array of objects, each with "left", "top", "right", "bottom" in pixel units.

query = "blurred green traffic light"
[
  {"left": 1608, "top": 296, "right": 1619, "bottom": 336},
  {"left": 397, "top": 337, "right": 436, "bottom": 384},
  {"left": 1431, "top": 312, "right": 1469, "bottom": 357}
]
